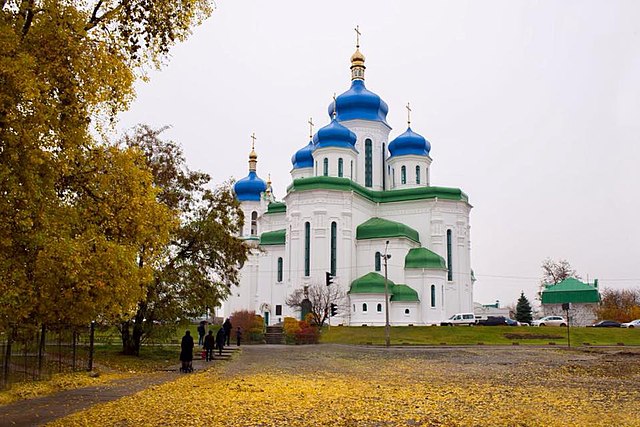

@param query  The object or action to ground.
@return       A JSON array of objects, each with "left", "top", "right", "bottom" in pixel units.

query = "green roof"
[
  {"left": 349, "top": 272, "right": 395, "bottom": 294},
  {"left": 390, "top": 284, "right": 419, "bottom": 302},
  {"left": 404, "top": 247, "right": 446, "bottom": 270},
  {"left": 265, "top": 202, "right": 286, "bottom": 215},
  {"left": 286, "top": 176, "right": 469, "bottom": 204},
  {"left": 541, "top": 277, "right": 600, "bottom": 304},
  {"left": 259, "top": 229, "right": 286, "bottom": 246},
  {"left": 356, "top": 217, "right": 420, "bottom": 244},
  {"left": 348, "top": 272, "right": 419, "bottom": 302}
]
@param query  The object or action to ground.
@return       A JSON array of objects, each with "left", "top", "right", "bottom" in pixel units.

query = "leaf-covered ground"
[{"left": 47, "top": 345, "right": 640, "bottom": 426}]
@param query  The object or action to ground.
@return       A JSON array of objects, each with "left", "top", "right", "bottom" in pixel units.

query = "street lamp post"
[{"left": 383, "top": 240, "right": 391, "bottom": 348}]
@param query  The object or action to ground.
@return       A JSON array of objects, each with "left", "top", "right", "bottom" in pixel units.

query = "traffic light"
[
  {"left": 330, "top": 303, "right": 338, "bottom": 317},
  {"left": 325, "top": 271, "right": 334, "bottom": 287}
]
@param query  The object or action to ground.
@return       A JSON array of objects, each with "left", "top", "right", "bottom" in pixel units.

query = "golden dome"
[
  {"left": 350, "top": 48, "right": 365, "bottom": 65},
  {"left": 249, "top": 148, "right": 257, "bottom": 160}
]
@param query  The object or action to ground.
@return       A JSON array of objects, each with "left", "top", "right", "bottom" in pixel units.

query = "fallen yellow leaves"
[{"left": 46, "top": 350, "right": 640, "bottom": 427}]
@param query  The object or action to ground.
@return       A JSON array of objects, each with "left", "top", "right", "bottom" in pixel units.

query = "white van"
[{"left": 441, "top": 313, "right": 477, "bottom": 326}]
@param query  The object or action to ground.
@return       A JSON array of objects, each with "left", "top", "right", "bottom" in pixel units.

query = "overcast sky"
[{"left": 115, "top": 0, "right": 640, "bottom": 308}]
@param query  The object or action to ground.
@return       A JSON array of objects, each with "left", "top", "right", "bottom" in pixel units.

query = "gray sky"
[{"left": 116, "top": 0, "right": 640, "bottom": 308}]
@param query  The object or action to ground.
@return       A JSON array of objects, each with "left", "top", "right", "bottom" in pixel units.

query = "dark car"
[
  {"left": 477, "top": 316, "right": 508, "bottom": 326},
  {"left": 590, "top": 320, "right": 621, "bottom": 328}
]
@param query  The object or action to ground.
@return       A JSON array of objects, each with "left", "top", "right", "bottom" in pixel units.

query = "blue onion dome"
[
  {"left": 291, "top": 139, "right": 315, "bottom": 169},
  {"left": 388, "top": 127, "right": 431, "bottom": 158},
  {"left": 328, "top": 80, "right": 389, "bottom": 124},
  {"left": 234, "top": 171, "right": 267, "bottom": 201},
  {"left": 313, "top": 118, "right": 357, "bottom": 150}
]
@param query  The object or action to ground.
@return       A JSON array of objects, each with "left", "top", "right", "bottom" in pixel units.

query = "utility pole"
[{"left": 383, "top": 241, "right": 391, "bottom": 348}]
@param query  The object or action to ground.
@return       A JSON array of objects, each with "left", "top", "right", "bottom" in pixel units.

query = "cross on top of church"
[
  {"left": 250, "top": 132, "right": 256, "bottom": 150},
  {"left": 406, "top": 102, "right": 412, "bottom": 126},
  {"left": 308, "top": 117, "right": 314, "bottom": 139},
  {"left": 354, "top": 25, "right": 361, "bottom": 48},
  {"left": 332, "top": 93, "right": 337, "bottom": 118}
]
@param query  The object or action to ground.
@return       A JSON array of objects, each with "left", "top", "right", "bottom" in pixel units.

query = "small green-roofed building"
[
  {"left": 541, "top": 277, "right": 600, "bottom": 304},
  {"left": 356, "top": 217, "right": 420, "bottom": 244},
  {"left": 259, "top": 229, "right": 286, "bottom": 246},
  {"left": 404, "top": 247, "right": 446, "bottom": 270},
  {"left": 541, "top": 277, "right": 600, "bottom": 326},
  {"left": 265, "top": 202, "right": 286, "bottom": 214}
]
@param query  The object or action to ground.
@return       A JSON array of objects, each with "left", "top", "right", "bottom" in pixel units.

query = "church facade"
[{"left": 225, "top": 42, "right": 474, "bottom": 326}]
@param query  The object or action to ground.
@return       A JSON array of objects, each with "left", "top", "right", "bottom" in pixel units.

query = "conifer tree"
[{"left": 515, "top": 292, "right": 533, "bottom": 325}]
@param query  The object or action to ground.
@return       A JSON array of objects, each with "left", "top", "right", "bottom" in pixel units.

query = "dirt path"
[{"left": 0, "top": 359, "right": 213, "bottom": 427}]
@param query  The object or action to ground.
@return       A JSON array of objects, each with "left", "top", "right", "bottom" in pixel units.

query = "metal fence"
[{"left": 0, "top": 324, "right": 94, "bottom": 389}]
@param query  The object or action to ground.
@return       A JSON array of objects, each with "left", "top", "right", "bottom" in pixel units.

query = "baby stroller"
[{"left": 180, "top": 359, "right": 193, "bottom": 373}]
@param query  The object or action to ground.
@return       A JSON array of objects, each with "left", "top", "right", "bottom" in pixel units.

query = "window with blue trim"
[{"left": 365, "top": 139, "right": 372, "bottom": 187}]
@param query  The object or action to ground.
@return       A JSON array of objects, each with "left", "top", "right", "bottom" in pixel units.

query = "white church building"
[{"left": 225, "top": 40, "right": 474, "bottom": 326}]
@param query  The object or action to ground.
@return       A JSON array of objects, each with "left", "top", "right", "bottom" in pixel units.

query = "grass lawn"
[{"left": 321, "top": 325, "right": 640, "bottom": 346}]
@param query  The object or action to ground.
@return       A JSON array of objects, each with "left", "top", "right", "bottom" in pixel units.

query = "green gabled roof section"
[
  {"left": 390, "top": 284, "right": 419, "bottom": 302},
  {"left": 356, "top": 217, "right": 420, "bottom": 244},
  {"left": 259, "top": 229, "right": 286, "bottom": 246},
  {"left": 265, "top": 202, "right": 286, "bottom": 215},
  {"left": 541, "top": 277, "right": 600, "bottom": 304},
  {"left": 286, "top": 176, "right": 469, "bottom": 204},
  {"left": 349, "top": 272, "right": 395, "bottom": 294},
  {"left": 404, "top": 247, "right": 446, "bottom": 270},
  {"left": 348, "top": 272, "right": 419, "bottom": 302}
]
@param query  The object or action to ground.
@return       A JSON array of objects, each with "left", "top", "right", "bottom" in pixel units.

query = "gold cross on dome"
[
  {"left": 332, "top": 93, "right": 337, "bottom": 118},
  {"left": 406, "top": 102, "right": 412, "bottom": 126},
  {"left": 354, "top": 25, "right": 361, "bottom": 48},
  {"left": 308, "top": 117, "right": 314, "bottom": 139},
  {"left": 250, "top": 132, "right": 256, "bottom": 149}
]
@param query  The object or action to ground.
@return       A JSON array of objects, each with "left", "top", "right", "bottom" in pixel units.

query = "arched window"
[
  {"left": 251, "top": 211, "right": 258, "bottom": 235},
  {"left": 404, "top": 308, "right": 410, "bottom": 315},
  {"left": 377, "top": 303, "right": 382, "bottom": 312},
  {"left": 401, "top": 166, "right": 406, "bottom": 184},
  {"left": 330, "top": 221, "right": 337, "bottom": 276},
  {"left": 416, "top": 165, "right": 421, "bottom": 184},
  {"left": 362, "top": 303, "right": 368, "bottom": 312},
  {"left": 430, "top": 284, "right": 436, "bottom": 307},
  {"left": 446, "top": 229, "right": 453, "bottom": 281},
  {"left": 304, "top": 222, "right": 311, "bottom": 276},
  {"left": 350, "top": 160, "right": 354, "bottom": 180},
  {"left": 375, "top": 252, "right": 381, "bottom": 272},
  {"left": 365, "top": 139, "right": 373, "bottom": 187},
  {"left": 338, "top": 158, "right": 344, "bottom": 177},
  {"left": 353, "top": 304, "right": 356, "bottom": 312},
  {"left": 392, "top": 169, "right": 395, "bottom": 187},
  {"left": 323, "top": 158, "right": 329, "bottom": 176},
  {"left": 382, "top": 142, "right": 386, "bottom": 190},
  {"left": 277, "top": 257, "right": 283, "bottom": 282}
]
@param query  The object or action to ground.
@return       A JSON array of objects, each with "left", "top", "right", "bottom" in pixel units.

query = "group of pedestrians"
[{"left": 181, "top": 318, "right": 243, "bottom": 369}]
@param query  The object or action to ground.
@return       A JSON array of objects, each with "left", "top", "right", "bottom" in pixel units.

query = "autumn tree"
[
  {"left": 595, "top": 288, "right": 640, "bottom": 322},
  {"left": 540, "top": 258, "right": 580, "bottom": 285},
  {"left": 1, "top": 1, "right": 213, "bottom": 339},
  {"left": 285, "top": 282, "right": 346, "bottom": 327},
  {"left": 515, "top": 292, "right": 533, "bottom": 325},
  {"left": 117, "top": 125, "right": 250, "bottom": 355}
]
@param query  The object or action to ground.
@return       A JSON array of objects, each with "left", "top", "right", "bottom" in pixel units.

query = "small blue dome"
[
  {"left": 388, "top": 127, "right": 431, "bottom": 158},
  {"left": 329, "top": 80, "right": 389, "bottom": 124},
  {"left": 291, "top": 140, "right": 315, "bottom": 169},
  {"left": 313, "top": 118, "right": 357, "bottom": 150},
  {"left": 234, "top": 171, "right": 267, "bottom": 201}
]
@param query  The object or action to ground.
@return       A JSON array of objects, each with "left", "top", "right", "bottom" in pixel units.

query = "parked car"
[
  {"left": 621, "top": 319, "right": 640, "bottom": 328},
  {"left": 531, "top": 316, "right": 567, "bottom": 327},
  {"left": 505, "top": 318, "right": 528, "bottom": 326},
  {"left": 589, "top": 320, "right": 621, "bottom": 328},
  {"left": 477, "top": 316, "right": 508, "bottom": 326},
  {"left": 441, "top": 313, "right": 477, "bottom": 326}
]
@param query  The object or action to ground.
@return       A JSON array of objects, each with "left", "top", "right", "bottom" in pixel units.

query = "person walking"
[
  {"left": 235, "top": 326, "right": 242, "bottom": 347},
  {"left": 179, "top": 330, "right": 194, "bottom": 372},
  {"left": 203, "top": 330, "right": 215, "bottom": 361},
  {"left": 197, "top": 321, "right": 206, "bottom": 346},
  {"left": 222, "top": 318, "right": 232, "bottom": 346},
  {"left": 215, "top": 327, "right": 226, "bottom": 356}
]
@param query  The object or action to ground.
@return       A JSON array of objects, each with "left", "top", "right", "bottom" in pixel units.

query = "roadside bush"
[
  {"left": 283, "top": 317, "right": 300, "bottom": 344},
  {"left": 294, "top": 320, "right": 319, "bottom": 345},
  {"left": 229, "top": 310, "right": 264, "bottom": 343}
]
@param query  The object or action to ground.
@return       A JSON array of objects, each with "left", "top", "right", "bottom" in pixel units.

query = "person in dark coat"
[
  {"left": 179, "top": 330, "right": 194, "bottom": 371},
  {"left": 197, "top": 321, "right": 206, "bottom": 346},
  {"left": 235, "top": 327, "right": 242, "bottom": 347},
  {"left": 215, "top": 327, "right": 226, "bottom": 356},
  {"left": 222, "top": 318, "right": 232, "bottom": 346},
  {"left": 203, "top": 330, "right": 215, "bottom": 361}
]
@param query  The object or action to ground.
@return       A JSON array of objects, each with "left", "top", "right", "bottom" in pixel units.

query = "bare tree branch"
[{"left": 84, "top": 2, "right": 122, "bottom": 32}]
